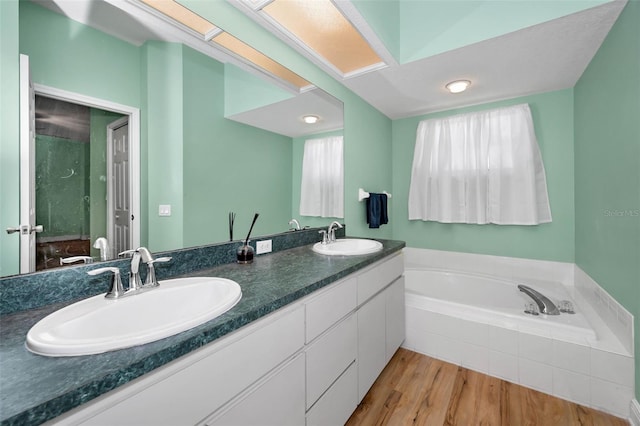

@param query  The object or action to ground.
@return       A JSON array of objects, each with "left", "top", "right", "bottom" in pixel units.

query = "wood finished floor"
[{"left": 346, "top": 348, "right": 628, "bottom": 426}]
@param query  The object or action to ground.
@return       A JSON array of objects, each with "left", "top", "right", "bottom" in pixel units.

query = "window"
[
  {"left": 408, "top": 104, "right": 551, "bottom": 225},
  {"left": 300, "top": 136, "right": 344, "bottom": 218}
]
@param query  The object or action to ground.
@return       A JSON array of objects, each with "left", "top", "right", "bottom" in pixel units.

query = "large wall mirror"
[{"left": 4, "top": 0, "right": 343, "bottom": 277}]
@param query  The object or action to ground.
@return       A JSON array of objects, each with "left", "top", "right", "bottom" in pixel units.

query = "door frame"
[{"left": 31, "top": 84, "right": 141, "bottom": 259}]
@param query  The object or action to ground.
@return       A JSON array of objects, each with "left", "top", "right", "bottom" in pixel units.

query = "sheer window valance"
[
  {"left": 300, "top": 136, "right": 344, "bottom": 218},
  {"left": 408, "top": 104, "right": 552, "bottom": 225}
]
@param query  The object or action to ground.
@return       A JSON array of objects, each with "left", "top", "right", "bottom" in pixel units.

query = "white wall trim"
[
  {"left": 33, "top": 84, "right": 141, "bottom": 250},
  {"left": 631, "top": 398, "right": 640, "bottom": 426}
]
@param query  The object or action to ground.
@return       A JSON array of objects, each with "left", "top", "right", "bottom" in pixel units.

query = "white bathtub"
[
  {"left": 404, "top": 268, "right": 597, "bottom": 342},
  {"left": 402, "top": 249, "right": 634, "bottom": 419}
]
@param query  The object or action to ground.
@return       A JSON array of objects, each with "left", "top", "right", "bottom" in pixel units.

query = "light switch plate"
[
  {"left": 256, "top": 240, "right": 272, "bottom": 254},
  {"left": 158, "top": 204, "right": 172, "bottom": 217}
]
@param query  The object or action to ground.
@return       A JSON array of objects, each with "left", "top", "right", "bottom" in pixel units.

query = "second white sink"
[
  {"left": 26, "top": 277, "right": 242, "bottom": 357},
  {"left": 312, "top": 238, "right": 383, "bottom": 256}
]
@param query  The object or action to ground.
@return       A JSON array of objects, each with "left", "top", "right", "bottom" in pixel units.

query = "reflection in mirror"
[
  {"left": 34, "top": 96, "right": 126, "bottom": 270},
  {"left": 5, "top": 0, "right": 343, "bottom": 277}
]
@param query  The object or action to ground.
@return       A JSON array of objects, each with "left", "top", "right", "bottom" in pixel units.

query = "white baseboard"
[{"left": 631, "top": 399, "right": 640, "bottom": 426}]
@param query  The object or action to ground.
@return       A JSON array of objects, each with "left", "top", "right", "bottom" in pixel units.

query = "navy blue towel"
[{"left": 366, "top": 193, "right": 388, "bottom": 229}]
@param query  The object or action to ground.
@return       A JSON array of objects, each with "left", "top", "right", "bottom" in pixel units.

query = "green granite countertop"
[{"left": 0, "top": 239, "right": 404, "bottom": 425}]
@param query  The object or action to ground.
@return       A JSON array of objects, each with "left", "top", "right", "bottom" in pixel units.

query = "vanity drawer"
[
  {"left": 357, "top": 252, "right": 403, "bottom": 305},
  {"left": 204, "top": 354, "right": 305, "bottom": 426},
  {"left": 305, "top": 314, "right": 357, "bottom": 410},
  {"left": 305, "top": 276, "right": 357, "bottom": 343},
  {"left": 306, "top": 361, "right": 357, "bottom": 426}
]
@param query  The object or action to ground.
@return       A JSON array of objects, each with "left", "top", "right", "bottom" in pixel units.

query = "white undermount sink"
[
  {"left": 312, "top": 238, "right": 383, "bottom": 256},
  {"left": 26, "top": 277, "right": 242, "bottom": 357}
]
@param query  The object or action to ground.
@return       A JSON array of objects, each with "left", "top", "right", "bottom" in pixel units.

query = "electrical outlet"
[{"left": 256, "top": 239, "right": 272, "bottom": 255}]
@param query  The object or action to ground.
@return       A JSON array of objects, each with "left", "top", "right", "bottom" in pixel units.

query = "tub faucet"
[
  {"left": 93, "top": 237, "right": 111, "bottom": 261},
  {"left": 327, "top": 221, "right": 343, "bottom": 242},
  {"left": 289, "top": 219, "right": 301, "bottom": 231},
  {"left": 518, "top": 284, "right": 560, "bottom": 315}
]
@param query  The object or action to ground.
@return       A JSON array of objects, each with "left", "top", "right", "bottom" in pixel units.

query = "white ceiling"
[
  {"left": 35, "top": 0, "right": 626, "bottom": 128},
  {"left": 342, "top": 1, "right": 627, "bottom": 119}
]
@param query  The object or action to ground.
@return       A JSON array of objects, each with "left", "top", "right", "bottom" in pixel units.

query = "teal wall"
[
  {"left": 18, "top": 1, "right": 141, "bottom": 108},
  {"left": 0, "top": 0, "right": 20, "bottom": 276},
  {"left": 392, "top": 89, "right": 575, "bottom": 262},
  {"left": 35, "top": 135, "right": 90, "bottom": 239},
  {"left": 292, "top": 129, "right": 344, "bottom": 229},
  {"left": 143, "top": 41, "right": 185, "bottom": 251},
  {"left": 574, "top": 0, "right": 640, "bottom": 400},
  {"left": 182, "top": 46, "right": 293, "bottom": 245}
]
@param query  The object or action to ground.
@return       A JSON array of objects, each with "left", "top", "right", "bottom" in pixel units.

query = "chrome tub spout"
[{"left": 518, "top": 284, "right": 560, "bottom": 315}]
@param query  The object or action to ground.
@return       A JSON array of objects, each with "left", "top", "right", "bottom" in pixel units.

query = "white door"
[
  {"left": 107, "top": 117, "right": 131, "bottom": 255},
  {"left": 18, "top": 54, "right": 42, "bottom": 273}
]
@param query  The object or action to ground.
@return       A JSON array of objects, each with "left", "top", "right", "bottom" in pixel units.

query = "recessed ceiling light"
[
  {"left": 302, "top": 115, "right": 319, "bottom": 124},
  {"left": 445, "top": 80, "right": 471, "bottom": 94}
]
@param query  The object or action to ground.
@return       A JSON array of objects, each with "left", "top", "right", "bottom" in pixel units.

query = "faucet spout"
[
  {"left": 327, "top": 221, "right": 343, "bottom": 242},
  {"left": 288, "top": 219, "right": 301, "bottom": 231},
  {"left": 518, "top": 284, "right": 560, "bottom": 315}
]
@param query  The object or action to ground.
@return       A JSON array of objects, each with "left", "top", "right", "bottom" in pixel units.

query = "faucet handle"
[
  {"left": 318, "top": 230, "right": 328, "bottom": 245},
  {"left": 118, "top": 249, "right": 137, "bottom": 258},
  {"left": 88, "top": 267, "right": 125, "bottom": 299},
  {"left": 143, "top": 257, "right": 172, "bottom": 287}
]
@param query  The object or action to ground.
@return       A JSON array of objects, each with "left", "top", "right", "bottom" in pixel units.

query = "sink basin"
[
  {"left": 312, "top": 238, "right": 383, "bottom": 256},
  {"left": 26, "top": 277, "right": 242, "bottom": 357}
]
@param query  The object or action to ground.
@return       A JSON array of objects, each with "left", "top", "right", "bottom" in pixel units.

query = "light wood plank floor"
[{"left": 346, "top": 348, "right": 628, "bottom": 426}]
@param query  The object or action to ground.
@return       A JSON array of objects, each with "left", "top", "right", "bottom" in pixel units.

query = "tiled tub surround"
[
  {"left": 403, "top": 248, "right": 634, "bottom": 420},
  {"left": 0, "top": 229, "right": 405, "bottom": 425}
]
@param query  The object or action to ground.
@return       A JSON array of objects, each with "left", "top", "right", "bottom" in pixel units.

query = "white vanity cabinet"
[
  {"left": 356, "top": 254, "right": 405, "bottom": 402},
  {"left": 49, "top": 251, "right": 404, "bottom": 426}
]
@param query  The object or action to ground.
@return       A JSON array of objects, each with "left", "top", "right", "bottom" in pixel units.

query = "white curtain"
[
  {"left": 300, "top": 136, "right": 344, "bottom": 218},
  {"left": 408, "top": 104, "right": 552, "bottom": 225}
]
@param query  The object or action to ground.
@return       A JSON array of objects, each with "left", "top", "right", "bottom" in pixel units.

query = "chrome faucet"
[
  {"left": 288, "top": 219, "right": 301, "bottom": 231},
  {"left": 518, "top": 284, "right": 560, "bottom": 315},
  {"left": 327, "top": 221, "right": 343, "bottom": 242},
  {"left": 95, "top": 247, "right": 172, "bottom": 298}
]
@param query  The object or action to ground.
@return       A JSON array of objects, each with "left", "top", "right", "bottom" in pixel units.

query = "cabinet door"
[
  {"left": 357, "top": 292, "right": 386, "bottom": 402},
  {"left": 206, "top": 354, "right": 305, "bottom": 426},
  {"left": 386, "top": 276, "right": 406, "bottom": 362}
]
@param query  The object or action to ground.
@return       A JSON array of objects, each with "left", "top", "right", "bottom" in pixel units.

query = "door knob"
[
  {"left": 6, "top": 227, "right": 20, "bottom": 234},
  {"left": 30, "top": 225, "right": 43, "bottom": 233}
]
